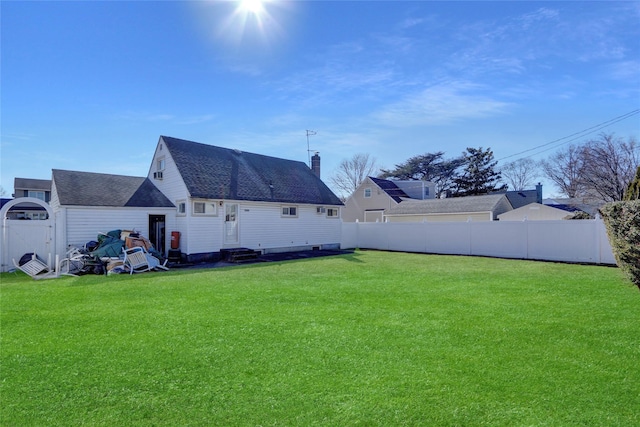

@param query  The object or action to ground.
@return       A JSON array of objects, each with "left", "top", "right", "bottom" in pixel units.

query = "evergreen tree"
[{"left": 453, "top": 147, "right": 507, "bottom": 196}]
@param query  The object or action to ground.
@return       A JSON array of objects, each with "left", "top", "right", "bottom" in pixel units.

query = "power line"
[{"left": 497, "top": 109, "right": 640, "bottom": 162}]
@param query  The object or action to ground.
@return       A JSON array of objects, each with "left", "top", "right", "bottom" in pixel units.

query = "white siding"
[
  {"left": 54, "top": 201, "right": 341, "bottom": 256},
  {"left": 147, "top": 139, "right": 193, "bottom": 255},
  {"left": 184, "top": 212, "right": 224, "bottom": 254},
  {"left": 174, "top": 215, "right": 190, "bottom": 253},
  {"left": 238, "top": 203, "right": 341, "bottom": 251},
  {"left": 148, "top": 139, "right": 189, "bottom": 209},
  {"left": 63, "top": 207, "right": 176, "bottom": 249},
  {"left": 49, "top": 180, "right": 61, "bottom": 211},
  {"left": 179, "top": 201, "right": 342, "bottom": 254}
]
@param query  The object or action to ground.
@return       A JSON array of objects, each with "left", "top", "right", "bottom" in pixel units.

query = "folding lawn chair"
[
  {"left": 12, "top": 253, "right": 58, "bottom": 280},
  {"left": 123, "top": 246, "right": 152, "bottom": 274}
]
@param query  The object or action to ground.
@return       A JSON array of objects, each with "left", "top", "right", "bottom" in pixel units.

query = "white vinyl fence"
[
  {"left": 1, "top": 198, "right": 56, "bottom": 273},
  {"left": 341, "top": 219, "right": 616, "bottom": 265}
]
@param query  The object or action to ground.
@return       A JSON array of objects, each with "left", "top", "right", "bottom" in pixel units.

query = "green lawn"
[{"left": 1, "top": 250, "right": 638, "bottom": 426}]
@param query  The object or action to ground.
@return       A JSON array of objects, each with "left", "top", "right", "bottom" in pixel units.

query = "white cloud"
[
  {"left": 608, "top": 61, "right": 640, "bottom": 82},
  {"left": 372, "top": 81, "right": 511, "bottom": 127},
  {"left": 400, "top": 17, "right": 424, "bottom": 30},
  {"left": 271, "top": 63, "right": 396, "bottom": 108},
  {"left": 116, "top": 111, "right": 215, "bottom": 125}
]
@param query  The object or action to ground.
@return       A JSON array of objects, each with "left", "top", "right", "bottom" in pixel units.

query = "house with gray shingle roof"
[
  {"left": 50, "top": 169, "right": 175, "bottom": 252},
  {"left": 148, "top": 136, "right": 343, "bottom": 261},
  {"left": 3, "top": 177, "right": 54, "bottom": 220},
  {"left": 342, "top": 177, "right": 436, "bottom": 222},
  {"left": 31, "top": 136, "right": 342, "bottom": 262},
  {"left": 497, "top": 202, "right": 581, "bottom": 221},
  {"left": 52, "top": 170, "right": 174, "bottom": 208},
  {"left": 7, "top": 136, "right": 344, "bottom": 268},
  {"left": 384, "top": 193, "right": 512, "bottom": 222},
  {"left": 13, "top": 177, "right": 52, "bottom": 202}
]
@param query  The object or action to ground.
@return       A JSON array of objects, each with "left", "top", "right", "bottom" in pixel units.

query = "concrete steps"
[{"left": 220, "top": 248, "right": 259, "bottom": 263}]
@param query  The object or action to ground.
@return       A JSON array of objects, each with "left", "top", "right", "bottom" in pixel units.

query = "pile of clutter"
[{"left": 63, "top": 229, "right": 168, "bottom": 275}]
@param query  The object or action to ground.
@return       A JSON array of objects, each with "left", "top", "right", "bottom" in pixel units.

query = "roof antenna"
[{"left": 306, "top": 130, "right": 317, "bottom": 167}]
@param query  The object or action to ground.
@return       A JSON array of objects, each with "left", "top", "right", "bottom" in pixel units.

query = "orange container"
[{"left": 170, "top": 231, "right": 181, "bottom": 249}]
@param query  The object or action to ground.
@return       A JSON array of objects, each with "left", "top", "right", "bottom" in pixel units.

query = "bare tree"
[
  {"left": 580, "top": 134, "right": 639, "bottom": 202},
  {"left": 540, "top": 133, "right": 639, "bottom": 202},
  {"left": 500, "top": 158, "right": 538, "bottom": 191},
  {"left": 540, "top": 144, "right": 587, "bottom": 198},
  {"left": 330, "top": 153, "right": 378, "bottom": 199}
]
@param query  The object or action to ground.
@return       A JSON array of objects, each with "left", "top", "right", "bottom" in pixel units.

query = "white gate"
[{"left": 0, "top": 198, "right": 56, "bottom": 272}]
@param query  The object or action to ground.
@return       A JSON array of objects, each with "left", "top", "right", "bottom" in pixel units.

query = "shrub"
[
  {"left": 599, "top": 200, "right": 640, "bottom": 289},
  {"left": 624, "top": 166, "right": 640, "bottom": 201},
  {"left": 567, "top": 211, "right": 592, "bottom": 220}
]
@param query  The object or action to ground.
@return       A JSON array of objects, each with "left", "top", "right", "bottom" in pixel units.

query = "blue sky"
[{"left": 2, "top": 0, "right": 639, "bottom": 198}]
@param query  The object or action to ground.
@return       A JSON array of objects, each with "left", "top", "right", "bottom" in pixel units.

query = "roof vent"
[{"left": 233, "top": 148, "right": 242, "bottom": 155}]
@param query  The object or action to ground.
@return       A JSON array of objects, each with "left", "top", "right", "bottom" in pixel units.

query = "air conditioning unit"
[{"left": 153, "top": 171, "right": 163, "bottom": 180}]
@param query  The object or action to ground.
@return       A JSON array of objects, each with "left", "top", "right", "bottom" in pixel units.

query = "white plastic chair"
[
  {"left": 12, "top": 253, "right": 58, "bottom": 280},
  {"left": 122, "top": 247, "right": 151, "bottom": 275}
]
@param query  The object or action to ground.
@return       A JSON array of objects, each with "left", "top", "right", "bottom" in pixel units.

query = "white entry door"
[{"left": 224, "top": 203, "right": 239, "bottom": 246}]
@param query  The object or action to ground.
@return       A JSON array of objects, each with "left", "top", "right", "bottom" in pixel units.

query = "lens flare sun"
[
  {"left": 240, "top": 0, "right": 264, "bottom": 15},
  {"left": 222, "top": 0, "right": 281, "bottom": 46},
  {"left": 191, "top": 0, "right": 288, "bottom": 57}
]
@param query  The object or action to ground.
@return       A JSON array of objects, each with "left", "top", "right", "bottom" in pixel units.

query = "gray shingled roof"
[
  {"left": 52, "top": 169, "right": 174, "bottom": 207},
  {"left": 14, "top": 177, "right": 51, "bottom": 191},
  {"left": 386, "top": 194, "right": 508, "bottom": 215},
  {"left": 544, "top": 198, "right": 602, "bottom": 217},
  {"left": 369, "top": 177, "right": 408, "bottom": 203},
  {"left": 503, "top": 189, "right": 538, "bottom": 209},
  {"left": 161, "top": 136, "right": 343, "bottom": 205}
]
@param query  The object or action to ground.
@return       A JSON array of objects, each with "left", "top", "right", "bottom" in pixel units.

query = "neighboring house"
[
  {"left": 384, "top": 194, "right": 513, "bottom": 222},
  {"left": 50, "top": 169, "right": 176, "bottom": 252},
  {"left": 13, "top": 177, "right": 52, "bottom": 202},
  {"left": 147, "top": 136, "right": 343, "bottom": 261},
  {"left": 543, "top": 197, "right": 602, "bottom": 218},
  {"left": 497, "top": 183, "right": 543, "bottom": 209},
  {"left": 5, "top": 177, "right": 53, "bottom": 220},
  {"left": 497, "top": 202, "right": 580, "bottom": 221},
  {"left": 342, "top": 177, "right": 435, "bottom": 222}
]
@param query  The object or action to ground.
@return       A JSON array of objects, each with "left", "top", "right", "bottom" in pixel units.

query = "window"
[
  {"left": 193, "top": 200, "right": 217, "bottom": 216},
  {"left": 424, "top": 186, "right": 430, "bottom": 198},
  {"left": 282, "top": 206, "right": 298, "bottom": 217},
  {"left": 326, "top": 208, "right": 339, "bottom": 218},
  {"left": 177, "top": 201, "right": 186, "bottom": 215},
  {"left": 30, "top": 212, "right": 48, "bottom": 220},
  {"left": 157, "top": 158, "right": 165, "bottom": 171},
  {"left": 316, "top": 206, "right": 326, "bottom": 214},
  {"left": 28, "top": 191, "right": 45, "bottom": 201},
  {"left": 364, "top": 188, "right": 372, "bottom": 198}
]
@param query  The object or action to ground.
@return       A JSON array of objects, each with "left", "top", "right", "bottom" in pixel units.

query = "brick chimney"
[{"left": 311, "top": 152, "right": 321, "bottom": 178}]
